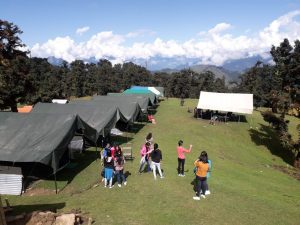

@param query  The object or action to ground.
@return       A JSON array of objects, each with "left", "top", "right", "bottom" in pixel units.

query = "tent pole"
[
  {"left": 54, "top": 173, "right": 58, "bottom": 194},
  {"left": 96, "top": 146, "right": 98, "bottom": 161},
  {"left": 126, "top": 124, "right": 129, "bottom": 143},
  {"left": 0, "top": 195, "right": 7, "bottom": 225}
]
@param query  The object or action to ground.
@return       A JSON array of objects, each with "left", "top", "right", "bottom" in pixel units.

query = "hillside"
[
  {"left": 6, "top": 99, "right": 300, "bottom": 225},
  {"left": 189, "top": 64, "right": 241, "bottom": 82}
]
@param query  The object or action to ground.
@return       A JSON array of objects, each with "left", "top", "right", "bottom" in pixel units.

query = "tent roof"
[
  {"left": 130, "top": 86, "right": 164, "bottom": 97},
  {"left": 197, "top": 91, "right": 253, "bottom": 114},
  {"left": 124, "top": 88, "right": 152, "bottom": 94},
  {"left": 0, "top": 112, "right": 79, "bottom": 172},
  {"left": 122, "top": 90, "right": 158, "bottom": 105},
  {"left": 148, "top": 87, "right": 161, "bottom": 96},
  {"left": 107, "top": 93, "right": 153, "bottom": 108},
  {"left": 32, "top": 103, "right": 119, "bottom": 139},
  {"left": 70, "top": 98, "right": 142, "bottom": 123},
  {"left": 17, "top": 105, "right": 33, "bottom": 113},
  {"left": 130, "top": 86, "right": 148, "bottom": 90},
  {"left": 154, "top": 87, "right": 165, "bottom": 97},
  {"left": 93, "top": 95, "right": 149, "bottom": 113}
]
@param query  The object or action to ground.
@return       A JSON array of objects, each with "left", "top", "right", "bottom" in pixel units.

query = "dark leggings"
[
  {"left": 196, "top": 176, "right": 207, "bottom": 196},
  {"left": 177, "top": 158, "right": 185, "bottom": 175}
]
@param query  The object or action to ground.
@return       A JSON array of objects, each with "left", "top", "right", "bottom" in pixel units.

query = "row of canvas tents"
[{"left": 0, "top": 88, "right": 162, "bottom": 195}]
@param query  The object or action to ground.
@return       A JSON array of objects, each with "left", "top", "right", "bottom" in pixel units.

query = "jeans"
[
  {"left": 116, "top": 169, "right": 126, "bottom": 184},
  {"left": 139, "top": 158, "right": 151, "bottom": 172},
  {"left": 152, "top": 162, "right": 163, "bottom": 179},
  {"left": 177, "top": 158, "right": 185, "bottom": 175},
  {"left": 195, "top": 176, "right": 207, "bottom": 196}
]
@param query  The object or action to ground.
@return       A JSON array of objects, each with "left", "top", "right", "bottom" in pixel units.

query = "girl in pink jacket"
[
  {"left": 177, "top": 140, "right": 192, "bottom": 176},
  {"left": 139, "top": 142, "right": 152, "bottom": 173}
]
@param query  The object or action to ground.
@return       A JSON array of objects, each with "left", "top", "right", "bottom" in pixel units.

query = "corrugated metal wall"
[{"left": 0, "top": 166, "right": 23, "bottom": 196}]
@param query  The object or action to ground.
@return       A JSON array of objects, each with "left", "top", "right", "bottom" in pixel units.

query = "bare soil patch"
[
  {"left": 23, "top": 188, "right": 56, "bottom": 196},
  {"left": 272, "top": 165, "right": 300, "bottom": 180}
]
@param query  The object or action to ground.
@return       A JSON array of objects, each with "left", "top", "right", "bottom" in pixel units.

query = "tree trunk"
[
  {"left": 10, "top": 103, "right": 18, "bottom": 112},
  {"left": 294, "top": 152, "right": 300, "bottom": 168},
  {"left": 271, "top": 105, "right": 278, "bottom": 113}
]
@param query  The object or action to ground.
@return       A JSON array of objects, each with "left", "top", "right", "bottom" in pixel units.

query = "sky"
[{"left": 1, "top": 0, "right": 300, "bottom": 66}]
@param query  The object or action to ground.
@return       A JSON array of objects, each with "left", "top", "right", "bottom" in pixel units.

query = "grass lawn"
[{"left": 4, "top": 98, "right": 300, "bottom": 225}]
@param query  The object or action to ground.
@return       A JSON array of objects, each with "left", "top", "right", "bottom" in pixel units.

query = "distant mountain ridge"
[
  {"left": 47, "top": 54, "right": 271, "bottom": 82},
  {"left": 222, "top": 55, "right": 270, "bottom": 72},
  {"left": 188, "top": 64, "right": 240, "bottom": 82}
]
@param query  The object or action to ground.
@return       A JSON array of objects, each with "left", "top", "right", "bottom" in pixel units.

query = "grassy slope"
[{"left": 6, "top": 98, "right": 300, "bottom": 225}]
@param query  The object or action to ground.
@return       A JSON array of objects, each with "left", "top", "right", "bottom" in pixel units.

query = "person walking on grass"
[
  {"left": 150, "top": 143, "right": 164, "bottom": 180},
  {"left": 201, "top": 151, "right": 212, "bottom": 195},
  {"left": 114, "top": 147, "right": 127, "bottom": 187},
  {"left": 193, "top": 152, "right": 209, "bottom": 200},
  {"left": 104, "top": 150, "right": 114, "bottom": 188},
  {"left": 139, "top": 142, "right": 152, "bottom": 173},
  {"left": 177, "top": 140, "right": 192, "bottom": 176}
]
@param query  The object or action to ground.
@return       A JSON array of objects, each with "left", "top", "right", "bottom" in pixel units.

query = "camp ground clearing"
[{"left": 1, "top": 98, "right": 300, "bottom": 225}]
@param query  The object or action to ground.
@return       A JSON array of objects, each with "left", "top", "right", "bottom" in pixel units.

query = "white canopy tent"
[{"left": 197, "top": 91, "right": 253, "bottom": 114}]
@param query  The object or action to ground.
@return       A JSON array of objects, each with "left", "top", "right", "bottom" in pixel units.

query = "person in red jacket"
[{"left": 177, "top": 140, "right": 192, "bottom": 176}]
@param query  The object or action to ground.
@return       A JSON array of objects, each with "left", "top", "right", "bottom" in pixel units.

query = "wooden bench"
[{"left": 122, "top": 146, "right": 134, "bottom": 160}]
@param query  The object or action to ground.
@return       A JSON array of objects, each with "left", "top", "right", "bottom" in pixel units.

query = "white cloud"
[
  {"left": 31, "top": 36, "right": 77, "bottom": 62},
  {"left": 31, "top": 10, "right": 300, "bottom": 66},
  {"left": 208, "top": 23, "right": 232, "bottom": 34},
  {"left": 125, "top": 29, "right": 156, "bottom": 38},
  {"left": 259, "top": 10, "right": 300, "bottom": 46},
  {"left": 76, "top": 26, "right": 90, "bottom": 35}
]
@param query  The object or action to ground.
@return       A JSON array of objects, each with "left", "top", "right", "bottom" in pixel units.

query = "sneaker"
[
  {"left": 104, "top": 185, "right": 107, "bottom": 188},
  {"left": 205, "top": 190, "right": 211, "bottom": 195},
  {"left": 200, "top": 194, "right": 206, "bottom": 199},
  {"left": 118, "top": 184, "right": 122, "bottom": 188},
  {"left": 193, "top": 196, "right": 200, "bottom": 201},
  {"left": 181, "top": 174, "right": 185, "bottom": 177},
  {"left": 160, "top": 176, "right": 164, "bottom": 179},
  {"left": 109, "top": 185, "right": 113, "bottom": 189},
  {"left": 124, "top": 181, "right": 127, "bottom": 186},
  {"left": 178, "top": 174, "right": 182, "bottom": 176}
]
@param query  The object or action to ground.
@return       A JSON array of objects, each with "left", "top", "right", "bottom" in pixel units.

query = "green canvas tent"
[
  {"left": 106, "top": 93, "right": 152, "bottom": 111},
  {"left": 122, "top": 90, "right": 158, "bottom": 105},
  {"left": 70, "top": 99, "right": 142, "bottom": 123},
  {"left": 0, "top": 112, "right": 80, "bottom": 173},
  {"left": 31, "top": 103, "right": 119, "bottom": 142}
]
